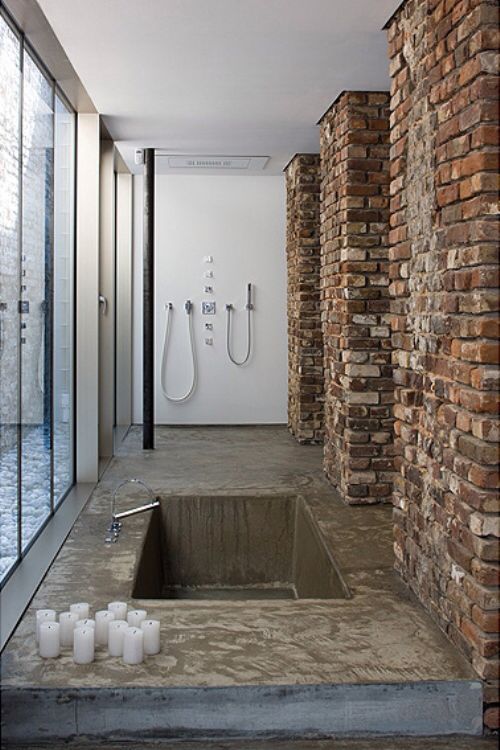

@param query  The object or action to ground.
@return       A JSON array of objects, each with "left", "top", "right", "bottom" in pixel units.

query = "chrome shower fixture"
[
  {"left": 160, "top": 300, "right": 198, "bottom": 402},
  {"left": 226, "top": 282, "right": 253, "bottom": 366}
]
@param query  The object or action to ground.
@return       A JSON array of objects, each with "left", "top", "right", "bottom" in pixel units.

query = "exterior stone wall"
[
  {"left": 387, "top": 0, "right": 499, "bottom": 730},
  {"left": 319, "top": 91, "right": 394, "bottom": 504},
  {"left": 285, "top": 154, "right": 324, "bottom": 443}
]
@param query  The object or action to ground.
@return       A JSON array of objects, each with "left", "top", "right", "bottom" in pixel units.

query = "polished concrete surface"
[{"left": 1, "top": 427, "right": 482, "bottom": 741}]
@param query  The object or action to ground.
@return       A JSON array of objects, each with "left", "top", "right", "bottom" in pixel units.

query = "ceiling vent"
[{"left": 155, "top": 154, "right": 269, "bottom": 170}]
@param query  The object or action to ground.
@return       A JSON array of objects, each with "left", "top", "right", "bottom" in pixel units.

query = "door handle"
[{"left": 99, "top": 294, "right": 108, "bottom": 315}]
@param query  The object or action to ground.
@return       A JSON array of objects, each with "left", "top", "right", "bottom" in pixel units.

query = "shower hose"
[
  {"left": 226, "top": 303, "right": 252, "bottom": 366},
  {"left": 160, "top": 301, "right": 197, "bottom": 402}
]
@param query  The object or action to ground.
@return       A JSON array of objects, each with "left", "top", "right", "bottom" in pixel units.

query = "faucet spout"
[
  {"left": 113, "top": 499, "right": 160, "bottom": 521},
  {"left": 105, "top": 478, "right": 160, "bottom": 544}
]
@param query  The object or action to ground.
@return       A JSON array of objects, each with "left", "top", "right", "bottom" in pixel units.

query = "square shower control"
[{"left": 202, "top": 301, "right": 216, "bottom": 315}]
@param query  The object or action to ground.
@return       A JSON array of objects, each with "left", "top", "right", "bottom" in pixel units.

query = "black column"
[{"left": 143, "top": 149, "right": 155, "bottom": 449}]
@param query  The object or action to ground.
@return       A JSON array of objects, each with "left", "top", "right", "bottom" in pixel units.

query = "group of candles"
[{"left": 36, "top": 602, "right": 160, "bottom": 665}]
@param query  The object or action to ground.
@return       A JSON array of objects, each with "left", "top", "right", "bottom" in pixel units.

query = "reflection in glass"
[
  {"left": 53, "top": 96, "right": 74, "bottom": 502},
  {"left": 20, "top": 50, "right": 54, "bottom": 550},
  {"left": 0, "top": 15, "right": 21, "bottom": 579}
]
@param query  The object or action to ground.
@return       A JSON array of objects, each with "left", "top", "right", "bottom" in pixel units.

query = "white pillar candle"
[
  {"left": 122, "top": 627, "right": 144, "bottom": 665},
  {"left": 73, "top": 626, "right": 95, "bottom": 664},
  {"left": 127, "top": 609, "right": 147, "bottom": 627},
  {"left": 39, "top": 622, "right": 60, "bottom": 658},
  {"left": 140, "top": 619, "right": 161, "bottom": 655},
  {"left": 59, "top": 611, "right": 79, "bottom": 647},
  {"left": 95, "top": 610, "right": 115, "bottom": 646},
  {"left": 75, "top": 618, "right": 95, "bottom": 630},
  {"left": 36, "top": 609, "right": 56, "bottom": 643},
  {"left": 108, "top": 601, "right": 128, "bottom": 621},
  {"left": 70, "top": 602, "right": 90, "bottom": 619},
  {"left": 108, "top": 620, "right": 129, "bottom": 657}
]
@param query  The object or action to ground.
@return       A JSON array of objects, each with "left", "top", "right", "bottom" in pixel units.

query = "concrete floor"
[
  {"left": 3, "top": 738, "right": 498, "bottom": 749},
  {"left": 1, "top": 427, "right": 483, "bottom": 742}
]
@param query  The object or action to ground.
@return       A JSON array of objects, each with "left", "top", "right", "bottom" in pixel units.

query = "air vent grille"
[{"left": 155, "top": 154, "right": 269, "bottom": 170}]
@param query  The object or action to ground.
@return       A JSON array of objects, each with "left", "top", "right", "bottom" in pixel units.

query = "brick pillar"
[
  {"left": 387, "top": 0, "right": 499, "bottom": 731},
  {"left": 319, "top": 91, "right": 393, "bottom": 504},
  {"left": 285, "top": 154, "right": 324, "bottom": 443}
]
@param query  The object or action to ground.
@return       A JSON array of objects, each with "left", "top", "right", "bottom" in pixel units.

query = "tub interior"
[{"left": 132, "top": 495, "right": 348, "bottom": 600}]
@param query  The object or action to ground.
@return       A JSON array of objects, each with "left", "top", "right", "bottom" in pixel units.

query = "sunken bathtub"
[{"left": 133, "top": 495, "right": 350, "bottom": 601}]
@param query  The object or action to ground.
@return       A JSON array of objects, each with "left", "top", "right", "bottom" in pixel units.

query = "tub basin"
[{"left": 133, "top": 495, "right": 349, "bottom": 600}]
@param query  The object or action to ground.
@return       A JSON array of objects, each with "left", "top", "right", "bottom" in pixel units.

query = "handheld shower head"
[
  {"left": 184, "top": 299, "right": 193, "bottom": 314},
  {"left": 246, "top": 283, "right": 253, "bottom": 310}
]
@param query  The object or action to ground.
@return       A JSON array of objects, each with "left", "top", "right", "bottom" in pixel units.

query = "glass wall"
[
  {"left": 20, "top": 48, "right": 54, "bottom": 549},
  {"left": 0, "top": 10, "right": 75, "bottom": 583},
  {"left": 0, "top": 14, "right": 21, "bottom": 580},
  {"left": 53, "top": 95, "right": 75, "bottom": 502}
]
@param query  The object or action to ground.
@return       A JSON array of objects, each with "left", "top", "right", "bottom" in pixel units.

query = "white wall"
[
  {"left": 76, "top": 114, "right": 100, "bottom": 482},
  {"left": 133, "top": 174, "right": 287, "bottom": 424}
]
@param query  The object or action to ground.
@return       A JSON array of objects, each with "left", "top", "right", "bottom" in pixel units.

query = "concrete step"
[
  {"left": 3, "top": 738, "right": 498, "bottom": 750},
  {"left": 1, "top": 680, "right": 483, "bottom": 744}
]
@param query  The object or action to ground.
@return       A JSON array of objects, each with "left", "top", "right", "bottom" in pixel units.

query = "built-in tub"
[{"left": 133, "top": 495, "right": 350, "bottom": 600}]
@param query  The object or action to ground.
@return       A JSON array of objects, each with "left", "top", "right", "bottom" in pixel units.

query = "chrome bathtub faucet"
[{"left": 105, "top": 478, "right": 160, "bottom": 544}]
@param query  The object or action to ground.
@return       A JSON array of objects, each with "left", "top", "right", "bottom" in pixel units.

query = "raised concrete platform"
[
  {"left": 3, "top": 737, "right": 499, "bottom": 750},
  {"left": 2, "top": 682, "right": 482, "bottom": 743},
  {"left": 0, "top": 428, "right": 483, "bottom": 742}
]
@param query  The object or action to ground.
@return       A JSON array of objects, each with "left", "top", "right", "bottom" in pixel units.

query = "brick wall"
[
  {"left": 285, "top": 154, "right": 324, "bottom": 443},
  {"left": 387, "top": 0, "right": 499, "bottom": 730},
  {"left": 319, "top": 91, "right": 394, "bottom": 504}
]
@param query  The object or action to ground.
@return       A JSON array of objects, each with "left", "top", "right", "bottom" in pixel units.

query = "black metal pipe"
[{"left": 143, "top": 148, "right": 155, "bottom": 449}]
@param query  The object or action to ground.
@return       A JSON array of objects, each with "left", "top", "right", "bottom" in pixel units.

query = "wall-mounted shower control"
[
  {"left": 203, "top": 270, "right": 213, "bottom": 278},
  {"left": 204, "top": 323, "right": 213, "bottom": 330},
  {"left": 204, "top": 285, "right": 213, "bottom": 294},
  {"left": 203, "top": 255, "right": 213, "bottom": 263},
  {"left": 202, "top": 301, "right": 216, "bottom": 315},
  {"left": 205, "top": 337, "right": 213, "bottom": 346}
]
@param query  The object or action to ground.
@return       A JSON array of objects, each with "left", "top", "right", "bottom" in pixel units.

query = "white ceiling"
[{"left": 38, "top": 0, "right": 399, "bottom": 175}]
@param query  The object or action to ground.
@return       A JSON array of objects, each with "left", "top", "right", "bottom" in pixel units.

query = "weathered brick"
[
  {"left": 320, "top": 91, "right": 393, "bottom": 503},
  {"left": 286, "top": 155, "right": 324, "bottom": 444},
  {"left": 387, "top": 0, "right": 500, "bottom": 729}
]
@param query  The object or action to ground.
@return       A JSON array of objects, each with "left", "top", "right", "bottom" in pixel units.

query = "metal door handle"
[{"left": 99, "top": 294, "right": 108, "bottom": 315}]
